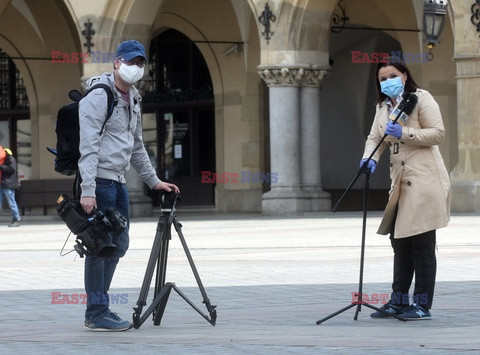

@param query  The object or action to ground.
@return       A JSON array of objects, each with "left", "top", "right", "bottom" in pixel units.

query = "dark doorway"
[
  {"left": 143, "top": 30, "right": 215, "bottom": 206},
  {"left": 0, "top": 49, "right": 30, "bottom": 181}
]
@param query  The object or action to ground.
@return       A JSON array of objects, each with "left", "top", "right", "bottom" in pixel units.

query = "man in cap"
[
  {"left": 0, "top": 146, "right": 21, "bottom": 227},
  {"left": 78, "top": 40, "right": 180, "bottom": 331}
]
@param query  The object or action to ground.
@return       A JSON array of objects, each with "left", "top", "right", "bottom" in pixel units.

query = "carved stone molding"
[{"left": 258, "top": 67, "right": 330, "bottom": 87}]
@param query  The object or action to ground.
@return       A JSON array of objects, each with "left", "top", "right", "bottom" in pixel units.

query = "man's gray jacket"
[{"left": 78, "top": 72, "right": 160, "bottom": 198}]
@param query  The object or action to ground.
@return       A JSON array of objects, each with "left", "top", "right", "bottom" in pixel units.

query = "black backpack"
[{"left": 48, "top": 83, "right": 117, "bottom": 176}]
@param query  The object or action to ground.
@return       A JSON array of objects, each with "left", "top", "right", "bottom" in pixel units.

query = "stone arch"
[
  {"left": 88, "top": 0, "right": 164, "bottom": 54},
  {"left": 0, "top": 0, "right": 82, "bottom": 178},
  {"left": 150, "top": 12, "right": 224, "bottom": 106}
]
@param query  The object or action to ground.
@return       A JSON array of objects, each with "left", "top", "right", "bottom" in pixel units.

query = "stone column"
[
  {"left": 450, "top": 56, "right": 480, "bottom": 211},
  {"left": 259, "top": 67, "right": 304, "bottom": 214},
  {"left": 258, "top": 66, "right": 330, "bottom": 214},
  {"left": 299, "top": 69, "right": 331, "bottom": 211}
]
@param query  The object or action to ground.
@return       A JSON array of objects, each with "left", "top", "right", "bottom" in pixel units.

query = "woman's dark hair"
[{"left": 374, "top": 57, "right": 418, "bottom": 105}]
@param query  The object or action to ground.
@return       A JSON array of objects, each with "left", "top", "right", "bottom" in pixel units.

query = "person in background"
[{"left": 0, "top": 146, "right": 21, "bottom": 227}]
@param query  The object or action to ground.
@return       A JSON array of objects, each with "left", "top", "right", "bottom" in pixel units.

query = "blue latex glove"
[
  {"left": 385, "top": 121, "right": 402, "bottom": 139},
  {"left": 360, "top": 159, "right": 376, "bottom": 174}
]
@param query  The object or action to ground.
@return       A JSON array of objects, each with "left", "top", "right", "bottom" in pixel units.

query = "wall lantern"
[{"left": 423, "top": 0, "right": 448, "bottom": 60}]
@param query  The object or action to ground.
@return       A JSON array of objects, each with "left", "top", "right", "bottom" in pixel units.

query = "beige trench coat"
[{"left": 362, "top": 89, "right": 450, "bottom": 239}]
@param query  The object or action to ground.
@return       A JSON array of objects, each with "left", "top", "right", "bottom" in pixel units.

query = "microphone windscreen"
[{"left": 402, "top": 93, "right": 418, "bottom": 115}]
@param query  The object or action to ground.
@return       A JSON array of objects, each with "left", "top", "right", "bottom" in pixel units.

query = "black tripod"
[
  {"left": 132, "top": 192, "right": 217, "bottom": 328},
  {"left": 315, "top": 93, "right": 419, "bottom": 324}
]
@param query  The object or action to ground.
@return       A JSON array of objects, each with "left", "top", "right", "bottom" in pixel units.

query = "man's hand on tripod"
[
  {"left": 359, "top": 158, "right": 377, "bottom": 174},
  {"left": 154, "top": 181, "right": 180, "bottom": 194}
]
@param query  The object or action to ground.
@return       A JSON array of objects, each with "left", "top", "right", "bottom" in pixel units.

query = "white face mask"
[{"left": 117, "top": 63, "right": 144, "bottom": 84}]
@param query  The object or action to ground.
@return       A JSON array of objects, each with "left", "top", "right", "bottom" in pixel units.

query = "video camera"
[{"left": 56, "top": 194, "right": 127, "bottom": 258}]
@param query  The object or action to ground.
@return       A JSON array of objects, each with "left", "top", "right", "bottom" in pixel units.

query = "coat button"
[
  {"left": 409, "top": 134, "right": 414, "bottom": 138},
  {"left": 407, "top": 181, "right": 412, "bottom": 186},
  {"left": 401, "top": 161, "right": 405, "bottom": 166},
  {"left": 390, "top": 163, "right": 393, "bottom": 167}
]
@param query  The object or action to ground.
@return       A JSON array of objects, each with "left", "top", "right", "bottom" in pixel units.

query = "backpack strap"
[
  {"left": 82, "top": 83, "right": 118, "bottom": 135},
  {"left": 73, "top": 170, "right": 82, "bottom": 200}
]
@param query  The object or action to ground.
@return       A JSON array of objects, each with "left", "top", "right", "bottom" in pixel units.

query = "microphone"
[{"left": 389, "top": 92, "right": 418, "bottom": 126}]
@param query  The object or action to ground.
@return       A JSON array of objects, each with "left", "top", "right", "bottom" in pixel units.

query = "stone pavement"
[{"left": 0, "top": 211, "right": 479, "bottom": 354}]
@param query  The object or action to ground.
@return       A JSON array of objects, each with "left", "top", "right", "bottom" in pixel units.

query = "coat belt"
[{"left": 388, "top": 142, "right": 428, "bottom": 154}]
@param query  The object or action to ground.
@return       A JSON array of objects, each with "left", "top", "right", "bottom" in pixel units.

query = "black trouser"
[{"left": 389, "top": 230, "right": 436, "bottom": 309}]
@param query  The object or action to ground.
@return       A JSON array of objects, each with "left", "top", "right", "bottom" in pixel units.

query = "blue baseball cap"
[{"left": 115, "top": 40, "right": 147, "bottom": 62}]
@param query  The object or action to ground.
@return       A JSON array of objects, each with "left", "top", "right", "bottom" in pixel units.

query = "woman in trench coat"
[{"left": 360, "top": 58, "right": 450, "bottom": 320}]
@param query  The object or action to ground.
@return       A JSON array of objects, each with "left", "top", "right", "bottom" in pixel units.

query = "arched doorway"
[
  {"left": 143, "top": 29, "right": 215, "bottom": 207},
  {"left": 0, "top": 49, "right": 30, "bottom": 181},
  {"left": 320, "top": 28, "right": 402, "bottom": 210}
]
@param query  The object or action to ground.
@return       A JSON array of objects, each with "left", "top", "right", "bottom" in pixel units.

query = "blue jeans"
[
  {"left": 84, "top": 178, "right": 130, "bottom": 321},
  {"left": 0, "top": 188, "right": 21, "bottom": 221}
]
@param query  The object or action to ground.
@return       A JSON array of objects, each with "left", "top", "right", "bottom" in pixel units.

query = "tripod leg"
[
  {"left": 153, "top": 227, "right": 170, "bottom": 323},
  {"left": 133, "top": 283, "right": 175, "bottom": 329},
  {"left": 154, "top": 228, "right": 169, "bottom": 300},
  {"left": 172, "top": 285, "right": 216, "bottom": 325},
  {"left": 316, "top": 303, "right": 357, "bottom": 325},
  {"left": 173, "top": 218, "right": 217, "bottom": 324},
  {"left": 153, "top": 283, "right": 173, "bottom": 325},
  {"left": 133, "top": 215, "right": 169, "bottom": 323}
]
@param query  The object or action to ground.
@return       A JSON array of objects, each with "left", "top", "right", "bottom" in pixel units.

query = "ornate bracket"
[
  {"left": 258, "top": 3, "right": 276, "bottom": 44},
  {"left": 82, "top": 19, "right": 95, "bottom": 55},
  {"left": 471, "top": 0, "right": 480, "bottom": 33},
  {"left": 331, "top": 0, "right": 349, "bottom": 33}
]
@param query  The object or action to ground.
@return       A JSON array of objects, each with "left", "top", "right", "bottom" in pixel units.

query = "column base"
[
  {"left": 451, "top": 180, "right": 480, "bottom": 212},
  {"left": 129, "top": 191, "right": 153, "bottom": 218},
  {"left": 262, "top": 187, "right": 331, "bottom": 214},
  {"left": 301, "top": 187, "right": 331, "bottom": 212}
]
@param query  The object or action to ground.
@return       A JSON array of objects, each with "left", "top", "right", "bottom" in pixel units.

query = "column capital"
[{"left": 258, "top": 66, "right": 329, "bottom": 87}]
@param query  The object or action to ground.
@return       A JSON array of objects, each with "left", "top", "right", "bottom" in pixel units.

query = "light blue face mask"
[{"left": 380, "top": 76, "right": 404, "bottom": 99}]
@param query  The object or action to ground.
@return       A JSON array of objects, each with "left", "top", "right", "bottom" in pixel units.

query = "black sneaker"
[
  {"left": 400, "top": 303, "right": 431, "bottom": 320},
  {"left": 370, "top": 301, "right": 405, "bottom": 318},
  {"left": 8, "top": 219, "right": 20, "bottom": 227}
]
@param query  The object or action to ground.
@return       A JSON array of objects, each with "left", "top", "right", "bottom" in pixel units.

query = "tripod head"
[{"left": 160, "top": 190, "right": 179, "bottom": 216}]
